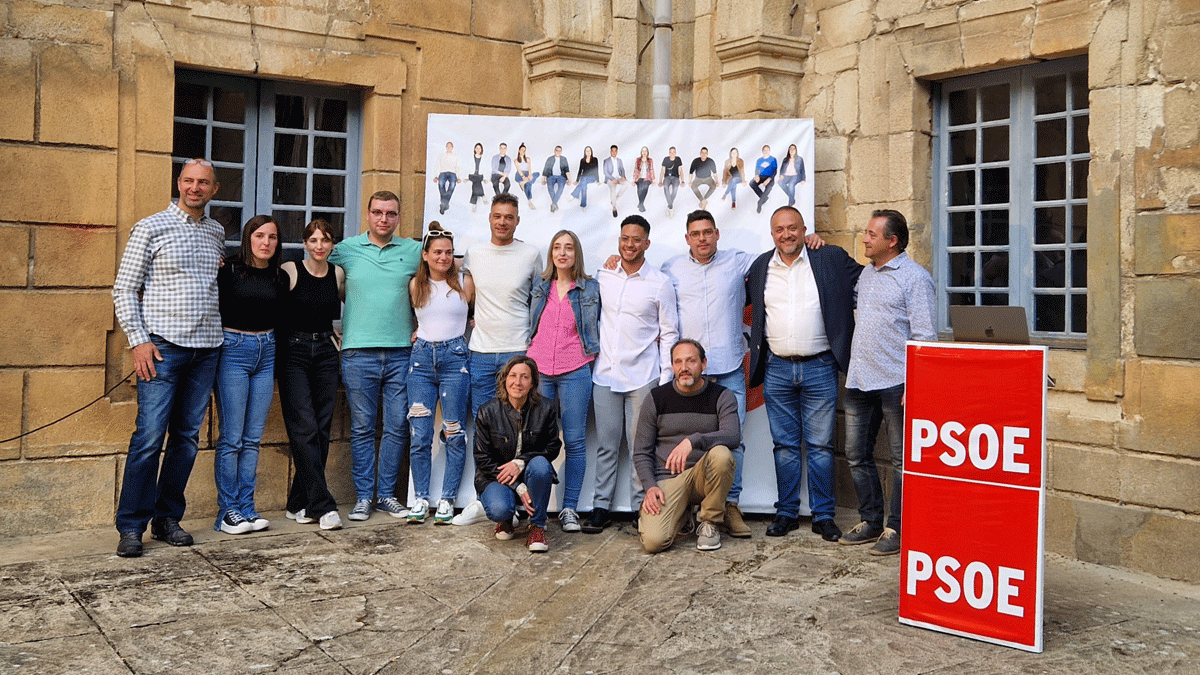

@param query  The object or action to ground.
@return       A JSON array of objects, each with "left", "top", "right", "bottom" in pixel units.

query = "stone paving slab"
[{"left": 0, "top": 510, "right": 1197, "bottom": 674}]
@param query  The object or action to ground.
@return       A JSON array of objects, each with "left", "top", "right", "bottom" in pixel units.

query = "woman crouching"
[{"left": 473, "top": 355, "right": 561, "bottom": 552}]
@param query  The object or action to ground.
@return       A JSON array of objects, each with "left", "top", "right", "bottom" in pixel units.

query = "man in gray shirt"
[{"left": 635, "top": 339, "right": 740, "bottom": 553}]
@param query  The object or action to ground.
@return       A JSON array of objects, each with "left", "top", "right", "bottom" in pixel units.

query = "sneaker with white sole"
[
  {"left": 377, "top": 496, "right": 408, "bottom": 518},
  {"left": 434, "top": 499, "right": 454, "bottom": 525},
  {"left": 558, "top": 508, "right": 581, "bottom": 532},
  {"left": 407, "top": 498, "right": 429, "bottom": 524},
  {"left": 286, "top": 509, "right": 314, "bottom": 524},
  {"left": 495, "top": 519, "right": 515, "bottom": 540},
  {"left": 318, "top": 511, "right": 343, "bottom": 530},
  {"left": 526, "top": 525, "right": 548, "bottom": 552},
  {"left": 452, "top": 500, "right": 488, "bottom": 526},
  {"left": 696, "top": 520, "right": 721, "bottom": 551},
  {"left": 220, "top": 510, "right": 253, "bottom": 535},
  {"left": 248, "top": 516, "right": 270, "bottom": 532},
  {"left": 348, "top": 499, "right": 372, "bottom": 521}
]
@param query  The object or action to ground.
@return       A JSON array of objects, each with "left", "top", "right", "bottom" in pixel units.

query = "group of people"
[
  {"left": 112, "top": 156, "right": 934, "bottom": 561},
  {"left": 434, "top": 142, "right": 808, "bottom": 219}
]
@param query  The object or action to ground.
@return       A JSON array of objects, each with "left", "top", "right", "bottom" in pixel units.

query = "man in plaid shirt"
[{"left": 111, "top": 159, "right": 224, "bottom": 558}]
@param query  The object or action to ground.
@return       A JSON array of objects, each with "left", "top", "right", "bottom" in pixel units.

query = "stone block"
[
  {"left": 135, "top": 55, "right": 174, "bottom": 153},
  {"left": 1119, "top": 452, "right": 1200, "bottom": 513},
  {"left": 1047, "top": 442, "right": 1119, "bottom": 501},
  {"left": 1042, "top": 493, "right": 1076, "bottom": 558},
  {"left": 362, "top": 94, "right": 405, "bottom": 175},
  {"left": 856, "top": 40, "right": 887, "bottom": 137},
  {"left": 0, "top": 38, "right": 35, "bottom": 141},
  {"left": 580, "top": 78, "right": 610, "bottom": 117},
  {"left": 473, "top": 0, "right": 541, "bottom": 43},
  {"left": 253, "top": 440, "right": 293, "bottom": 513},
  {"left": 1134, "top": 212, "right": 1200, "bottom": 275},
  {"left": 0, "top": 457, "right": 117, "bottom": 535},
  {"left": 1158, "top": 24, "right": 1200, "bottom": 83},
  {"left": 0, "top": 370, "right": 21, "bottom": 460},
  {"left": 814, "top": 0, "right": 874, "bottom": 50},
  {"left": 39, "top": 44, "right": 119, "bottom": 148},
  {"left": 0, "top": 290, "right": 111, "bottom": 366},
  {"left": 897, "top": 32, "right": 964, "bottom": 80},
  {"left": 814, "top": 170, "right": 845, "bottom": 209},
  {"left": 831, "top": 69, "right": 858, "bottom": 135},
  {"left": 378, "top": 0, "right": 470, "bottom": 32},
  {"left": 0, "top": 146, "right": 117, "bottom": 226},
  {"left": 960, "top": 10, "right": 1035, "bottom": 73},
  {"left": 184, "top": 448, "right": 219, "bottom": 518},
  {"left": 1047, "top": 405, "right": 1117, "bottom": 447},
  {"left": 0, "top": 224, "right": 29, "bottom": 288},
  {"left": 1031, "top": 0, "right": 1100, "bottom": 59},
  {"left": 812, "top": 43, "right": 858, "bottom": 76},
  {"left": 1088, "top": 2, "right": 1128, "bottom": 89},
  {"left": 815, "top": 136, "right": 847, "bottom": 171},
  {"left": 1127, "top": 510, "right": 1200, "bottom": 583},
  {"left": 848, "top": 135, "right": 887, "bottom": 203},
  {"left": 609, "top": 18, "right": 639, "bottom": 84},
  {"left": 32, "top": 226, "right": 117, "bottom": 288},
  {"left": 1123, "top": 360, "right": 1200, "bottom": 458},
  {"left": 23, "top": 369, "right": 137, "bottom": 457},
  {"left": 875, "top": 0, "right": 925, "bottom": 22},
  {"left": 1134, "top": 277, "right": 1200, "bottom": 359},
  {"left": 166, "top": 27, "right": 258, "bottom": 77},
  {"left": 1066, "top": 497, "right": 1151, "bottom": 567},
  {"left": 887, "top": 132, "right": 918, "bottom": 201},
  {"left": 418, "top": 32, "right": 525, "bottom": 110},
  {"left": 131, "top": 152, "right": 174, "bottom": 229},
  {"left": 8, "top": 1, "right": 112, "bottom": 45},
  {"left": 1048, "top": 348, "right": 1087, "bottom": 393},
  {"left": 1084, "top": 183, "right": 1122, "bottom": 400}
]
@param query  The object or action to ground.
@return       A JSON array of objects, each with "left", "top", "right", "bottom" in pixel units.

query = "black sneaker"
[
  {"left": 581, "top": 507, "right": 610, "bottom": 534},
  {"left": 116, "top": 531, "right": 143, "bottom": 557},
  {"left": 151, "top": 518, "right": 194, "bottom": 546},
  {"left": 220, "top": 510, "right": 253, "bottom": 535}
]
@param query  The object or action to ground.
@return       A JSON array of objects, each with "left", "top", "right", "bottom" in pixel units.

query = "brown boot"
[{"left": 722, "top": 502, "right": 752, "bottom": 538}]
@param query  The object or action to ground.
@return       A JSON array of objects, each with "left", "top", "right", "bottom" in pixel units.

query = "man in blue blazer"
[{"left": 746, "top": 206, "right": 862, "bottom": 541}]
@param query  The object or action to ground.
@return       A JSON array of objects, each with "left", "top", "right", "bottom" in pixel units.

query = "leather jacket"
[{"left": 473, "top": 395, "right": 561, "bottom": 495}]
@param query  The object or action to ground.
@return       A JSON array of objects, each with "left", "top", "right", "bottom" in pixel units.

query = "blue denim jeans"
[
  {"left": 780, "top": 174, "right": 802, "bottom": 206},
  {"left": 469, "top": 350, "right": 526, "bottom": 420},
  {"left": 710, "top": 367, "right": 747, "bottom": 504},
  {"left": 662, "top": 176, "right": 680, "bottom": 208},
  {"left": 518, "top": 171, "right": 541, "bottom": 199},
  {"left": 844, "top": 384, "right": 906, "bottom": 532},
  {"left": 437, "top": 172, "right": 457, "bottom": 211},
  {"left": 115, "top": 336, "right": 219, "bottom": 534},
  {"left": 545, "top": 175, "right": 566, "bottom": 205},
  {"left": 213, "top": 330, "right": 276, "bottom": 528},
  {"left": 480, "top": 455, "right": 554, "bottom": 528},
  {"left": 539, "top": 363, "right": 593, "bottom": 510},
  {"left": 722, "top": 176, "right": 741, "bottom": 202},
  {"left": 571, "top": 175, "right": 597, "bottom": 207},
  {"left": 342, "top": 347, "right": 411, "bottom": 502},
  {"left": 762, "top": 351, "right": 839, "bottom": 521},
  {"left": 407, "top": 337, "right": 470, "bottom": 502}
]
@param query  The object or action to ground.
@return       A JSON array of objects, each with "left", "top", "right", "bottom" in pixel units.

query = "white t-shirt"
[{"left": 463, "top": 240, "right": 542, "bottom": 353}]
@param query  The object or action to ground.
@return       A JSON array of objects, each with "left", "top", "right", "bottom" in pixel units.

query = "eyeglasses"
[
  {"left": 423, "top": 229, "right": 454, "bottom": 244},
  {"left": 183, "top": 158, "right": 214, "bottom": 167},
  {"left": 369, "top": 209, "right": 400, "bottom": 220}
]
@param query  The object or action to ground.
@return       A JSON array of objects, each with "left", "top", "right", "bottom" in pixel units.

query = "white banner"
[{"left": 418, "top": 113, "right": 816, "bottom": 515}]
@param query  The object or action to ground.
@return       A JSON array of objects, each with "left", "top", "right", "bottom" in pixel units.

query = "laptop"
[{"left": 949, "top": 305, "right": 1030, "bottom": 345}]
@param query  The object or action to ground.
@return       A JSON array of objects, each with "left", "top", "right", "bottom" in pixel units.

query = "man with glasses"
[
  {"left": 584, "top": 214, "right": 679, "bottom": 534},
  {"left": 112, "top": 158, "right": 223, "bottom": 557},
  {"left": 329, "top": 191, "right": 421, "bottom": 522}
]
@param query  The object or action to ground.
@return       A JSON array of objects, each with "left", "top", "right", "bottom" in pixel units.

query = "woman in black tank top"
[{"left": 277, "top": 219, "right": 346, "bottom": 531}]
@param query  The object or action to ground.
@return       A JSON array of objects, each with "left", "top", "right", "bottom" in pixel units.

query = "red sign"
[{"left": 899, "top": 342, "right": 1047, "bottom": 653}]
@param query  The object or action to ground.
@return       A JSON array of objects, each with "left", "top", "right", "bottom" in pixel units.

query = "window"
[
  {"left": 172, "top": 70, "right": 362, "bottom": 257},
  {"left": 933, "top": 57, "right": 1089, "bottom": 342}
]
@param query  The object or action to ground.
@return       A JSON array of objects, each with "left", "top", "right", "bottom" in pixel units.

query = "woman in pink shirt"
[{"left": 526, "top": 230, "right": 601, "bottom": 532}]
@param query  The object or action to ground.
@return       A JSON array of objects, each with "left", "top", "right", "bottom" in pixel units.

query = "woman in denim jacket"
[{"left": 526, "top": 229, "right": 600, "bottom": 532}]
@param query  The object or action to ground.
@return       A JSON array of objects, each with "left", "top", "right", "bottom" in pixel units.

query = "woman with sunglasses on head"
[
  {"left": 278, "top": 219, "right": 345, "bottom": 531},
  {"left": 214, "top": 215, "right": 287, "bottom": 535},
  {"left": 406, "top": 227, "right": 475, "bottom": 525},
  {"left": 527, "top": 230, "right": 600, "bottom": 532}
]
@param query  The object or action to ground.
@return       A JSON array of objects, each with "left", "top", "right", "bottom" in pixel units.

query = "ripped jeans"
[{"left": 407, "top": 336, "right": 471, "bottom": 502}]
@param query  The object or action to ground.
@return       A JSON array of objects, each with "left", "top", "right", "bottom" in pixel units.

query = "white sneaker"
[
  {"left": 319, "top": 511, "right": 343, "bottom": 530},
  {"left": 407, "top": 497, "right": 429, "bottom": 524},
  {"left": 451, "top": 499, "right": 488, "bottom": 526},
  {"left": 434, "top": 499, "right": 454, "bottom": 525},
  {"left": 248, "top": 517, "right": 270, "bottom": 532},
  {"left": 220, "top": 510, "right": 252, "bottom": 535},
  {"left": 286, "top": 509, "right": 314, "bottom": 524},
  {"left": 696, "top": 520, "right": 721, "bottom": 551}
]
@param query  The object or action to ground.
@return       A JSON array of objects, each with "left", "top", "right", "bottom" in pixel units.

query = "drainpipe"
[{"left": 652, "top": 0, "right": 672, "bottom": 119}]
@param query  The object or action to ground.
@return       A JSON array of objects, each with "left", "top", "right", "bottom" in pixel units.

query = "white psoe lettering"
[
  {"left": 906, "top": 550, "right": 1026, "bottom": 617},
  {"left": 910, "top": 419, "right": 1031, "bottom": 474}
]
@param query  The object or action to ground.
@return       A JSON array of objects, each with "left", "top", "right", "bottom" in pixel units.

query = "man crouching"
[{"left": 635, "top": 339, "right": 741, "bottom": 553}]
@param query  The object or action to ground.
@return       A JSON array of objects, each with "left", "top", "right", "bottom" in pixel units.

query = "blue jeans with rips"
[
  {"left": 844, "top": 383, "right": 906, "bottom": 532},
  {"left": 407, "top": 337, "right": 470, "bottom": 502},
  {"left": 480, "top": 455, "right": 555, "bottom": 528},
  {"left": 213, "top": 330, "right": 276, "bottom": 528},
  {"left": 762, "top": 350, "right": 839, "bottom": 521},
  {"left": 341, "top": 347, "right": 411, "bottom": 502},
  {"left": 539, "top": 362, "right": 593, "bottom": 511},
  {"left": 116, "top": 336, "right": 220, "bottom": 534}
]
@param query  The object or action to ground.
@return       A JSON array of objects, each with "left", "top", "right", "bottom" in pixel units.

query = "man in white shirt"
[
  {"left": 462, "top": 192, "right": 543, "bottom": 419},
  {"left": 433, "top": 141, "right": 461, "bottom": 215},
  {"left": 583, "top": 214, "right": 680, "bottom": 533}
]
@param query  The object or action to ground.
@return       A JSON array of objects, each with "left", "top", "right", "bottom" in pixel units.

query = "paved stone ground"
[{"left": 1, "top": 509, "right": 1198, "bottom": 675}]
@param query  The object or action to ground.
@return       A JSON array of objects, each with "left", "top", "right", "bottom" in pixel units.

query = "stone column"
[
  {"left": 713, "top": 34, "right": 810, "bottom": 117},
  {"left": 524, "top": 38, "right": 614, "bottom": 117}
]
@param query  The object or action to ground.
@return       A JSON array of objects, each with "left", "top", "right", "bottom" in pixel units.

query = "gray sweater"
[{"left": 632, "top": 379, "right": 741, "bottom": 489}]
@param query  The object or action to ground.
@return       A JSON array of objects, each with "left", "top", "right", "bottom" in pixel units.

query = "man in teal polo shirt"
[{"left": 329, "top": 190, "right": 421, "bottom": 522}]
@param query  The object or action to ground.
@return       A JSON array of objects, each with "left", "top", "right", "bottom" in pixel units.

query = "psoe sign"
[{"left": 899, "top": 342, "right": 1047, "bottom": 653}]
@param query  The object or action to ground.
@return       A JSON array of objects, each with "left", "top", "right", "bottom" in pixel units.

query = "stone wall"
[{"left": 1, "top": 0, "right": 1197, "bottom": 583}]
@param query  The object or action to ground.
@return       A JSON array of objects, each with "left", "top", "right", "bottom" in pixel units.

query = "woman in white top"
[{"left": 406, "top": 228, "right": 476, "bottom": 524}]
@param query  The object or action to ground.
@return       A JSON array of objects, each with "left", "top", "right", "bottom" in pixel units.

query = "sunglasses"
[{"left": 423, "top": 229, "right": 454, "bottom": 244}]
